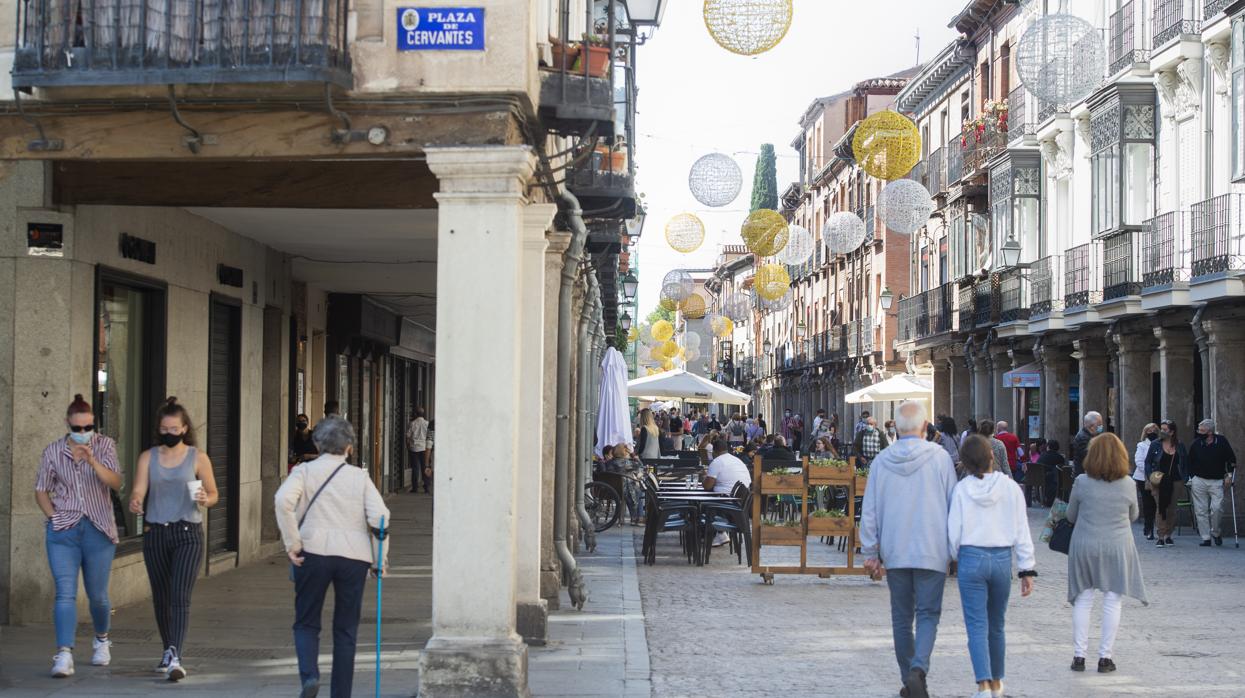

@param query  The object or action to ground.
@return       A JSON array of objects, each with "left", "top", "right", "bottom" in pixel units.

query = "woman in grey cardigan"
[{"left": 1065, "top": 433, "right": 1148, "bottom": 674}]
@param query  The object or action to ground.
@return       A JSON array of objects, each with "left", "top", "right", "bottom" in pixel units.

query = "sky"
[{"left": 632, "top": 0, "right": 969, "bottom": 316}]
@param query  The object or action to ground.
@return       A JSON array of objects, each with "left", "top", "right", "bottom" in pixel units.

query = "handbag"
[
  {"left": 1048, "top": 518, "right": 1074, "bottom": 554},
  {"left": 289, "top": 463, "right": 348, "bottom": 582},
  {"left": 1149, "top": 470, "right": 1164, "bottom": 487}
]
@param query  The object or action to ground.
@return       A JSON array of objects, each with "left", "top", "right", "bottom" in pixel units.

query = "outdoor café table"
[{"left": 654, "top": 493, "right": 743, "bottom": 565}]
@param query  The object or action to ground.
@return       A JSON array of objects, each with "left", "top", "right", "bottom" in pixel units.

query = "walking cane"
[
  {"left": 1230, "top": 481, "right": 1240, "bottom": 549},
  {"left": 375, "top": 515, "right": 387, "bottom": 698}
]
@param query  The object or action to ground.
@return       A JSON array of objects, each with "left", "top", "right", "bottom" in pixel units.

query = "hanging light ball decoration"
[
  {"left": 684, "top": 330, "right": 702, "bottom": 351},
  {"left": 660, "top": 358, "right": 675, "bottom": 371},
  {"left": 703, "top": 0, "right": 793, "bottom": 56},
  {"left": 775, "top": 225, "right": 815, "bottom": 265},
  {"left": 879, "top": 179, "right": 935, "bottom": 235},
  {"left": 726, "top": 291, "right": 753, "bottom": 323},
  {"left": 651, "top": 319, "right": 675, "bottom": 342},
  {"left": 627, "top": 327, "right": 639, "bottom": 343},
  {"left": 661, "top": 269, "right": 694, "bottom": 301},
  {"left": 679, "top": 293, "right": 707, "bottom": 319},
  {"left": 754, "top": 263, "right": 791, "bottom": 302},
  {"left": 649, "top": 345, "right": 666, "bottom": 363},
  {"left": 1016, "top": 13, "right": 1106, "bottom": 107},
  {"left": 853, "top": 110, "right": 921, "bottom": 181},
  {"left": 665, "top": 213, "right": 706, "bottom": 254},
  {"left": 659, "top": 291, "right": 679, "bottom": 312},
  {"left": 685, "top": 346, "right": 701, "bottom": 363},
  {"left": 740, "top": 209, "right": 790, "bottom": 257},
  {"left": 823, "top": 211, "right": 867, "bottom": 255},
  {"left": 757, "top": 288, "right": 792, "bottom": 312},
  {"left": 660, "top": 340, "right": 681, "bottom": 359},
  {"left": 688, "top": 153, "right": 743, "bottom": 207}
]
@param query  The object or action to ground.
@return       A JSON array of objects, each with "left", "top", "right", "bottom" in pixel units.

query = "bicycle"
[{"left": 585, "top": 477, "right": 623, "bottom": 533}]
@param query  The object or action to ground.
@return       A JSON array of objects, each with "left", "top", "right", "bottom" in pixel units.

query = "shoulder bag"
[
  {"left": 289, "top": 462, "right": 348, "bottom": 581},
  {"left": 1048, "top": 518, "right": 1074, "bottom": 554}
]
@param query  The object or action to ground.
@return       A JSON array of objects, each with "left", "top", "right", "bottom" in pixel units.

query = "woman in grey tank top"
[{"left": 128, "top": 398, "right": 219, "bottom": 682}]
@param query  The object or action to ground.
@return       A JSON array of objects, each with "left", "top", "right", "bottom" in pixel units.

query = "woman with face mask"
[
  {"left": 1132, "top": 424, "right": 1159, "bottom": 540},
  {"left": 1143, "top": 420, "right": 1188, "bottom": 548},
  {"left": 129, "top": 397, "right": 220, "bottom": 681},
  {"left": 35, "top": 394, "right": 124, "bottom": 678}
]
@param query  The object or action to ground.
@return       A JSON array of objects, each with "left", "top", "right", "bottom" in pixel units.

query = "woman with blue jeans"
[
  {"left": 948, "top": 435, "right": 1037, "bottom": 698},
  {"left": 34, "top": 394, "right": 124, "bottom": 678}
]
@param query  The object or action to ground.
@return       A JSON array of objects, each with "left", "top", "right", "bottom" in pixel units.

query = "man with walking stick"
[{"left": 1187, "top": 419, "right": 1236, "bottom": 547}]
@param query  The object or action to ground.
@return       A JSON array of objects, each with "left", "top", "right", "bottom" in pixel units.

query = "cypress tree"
[{"left": 750, "top": 143, "right": 778, "bottom": 211}]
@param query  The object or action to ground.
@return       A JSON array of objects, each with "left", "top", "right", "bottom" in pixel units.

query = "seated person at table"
[
  {"left": 704, "top": 440, "right": 752, "bottom": 547},
  {"left": 766, "top": 435, "right": 797, "bottom": 461}
]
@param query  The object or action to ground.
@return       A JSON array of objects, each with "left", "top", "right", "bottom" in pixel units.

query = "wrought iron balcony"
[
  {"left": 1031, "top": 255, "right": 1064, "bottom": 316},
  {"left": 1191, "top": 193, "right": 1245, "bottom": 278},
  {"left": 963, "top": 122, "right": 1007, "bottom": 175},
  {"left": 568, "top": 140, "right": 637, "bottom": 218},
  {"left": 973, "top": 278, "right": 997, "bottom": 328},
  {"left": 1064, "top": 241, "right": 1103, "bottom": 309},
  {"left": 1152, "top": 0, "right": 1199, "bottom": 50},
  {"left": 1109, "top": 0, "right": 1147, "bottom": 75},
  {"left": 958, "top": 284, "right": 975, "bottom": 331},
  {"left": 897, "top": 294, "right": 921, "bottom": 343},
  {"left": 898, "top": 283, "right": 956, "bottom": 342},
  {"left": 1036, "top": 100, "right": 1064, "bottom": 124},
  {"left": 946, "top": 141, "right": 964, "bottom": 185},
  {"left": 1206, "top": 0, "right": 1233, "bottom": 20},
  {"left": 844, "top": 319, "right": 859, "bottom": 357},
  {"left": 859, "top": 317, "right": 875, "bottom": 355},
  {"left": 1007, "top": 86, "right": 1031, "bottom": 142},
  {"left": 1102, "top": 231, "right": 1143, "bottom": 300},
  {"left": 1142, "top": 211, "right": 1190, "bottom": 289},
  {"left": 13, "top": 0, "right": 351, "bottom": 88},
  {"left": 927, "top": 147, "right": 947, "bottom": 196},
  {"left": 999, "top": 267, "right": 1030, "bottom": 323}
]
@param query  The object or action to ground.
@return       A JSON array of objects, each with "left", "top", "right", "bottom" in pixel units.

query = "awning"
[{"left": 1003, "top": 362, "right": 1041, "bottom": 389}]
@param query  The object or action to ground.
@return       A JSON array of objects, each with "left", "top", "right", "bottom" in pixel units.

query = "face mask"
[
  {"left": 68, "top": 431, "right": 91, "bottom": 445},
  {"left": 1147, "top": 432, "right": 1158, "bottom": 441},
  {"left": 160, "top": 433, "right": 184, "bottom": 448},
  {"left": 297, "top": 421, "right": 309, "bottom": 430},
  {"left": 1096, "top": 425, "right": 1105, "bottom": 434}
]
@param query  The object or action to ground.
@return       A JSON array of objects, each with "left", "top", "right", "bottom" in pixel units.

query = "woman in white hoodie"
[{"left": 948, "top": 435, "right": 1037, "bottom": 698}]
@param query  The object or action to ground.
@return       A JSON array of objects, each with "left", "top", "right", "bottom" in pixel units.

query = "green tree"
[
  {"left": 645, "top": 303, "right": 674, "bottom": 327},
  {"left": 750, "top": 143, "right": 778, "bottom": 212}
]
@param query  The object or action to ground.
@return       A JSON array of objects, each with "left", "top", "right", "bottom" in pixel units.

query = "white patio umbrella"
[
  {"left": 595, "top": 347, "right": 633, "bottom": 457},
  {"left": 626, "top": 369, "right": 751, "bottom": 406},
  {"left": 844, "top": 374, "right": 933, "bottom": 404}
]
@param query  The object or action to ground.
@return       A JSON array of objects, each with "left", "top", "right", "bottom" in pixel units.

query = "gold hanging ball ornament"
[
  {"left": 757, "top": 287, "right": 792, "bottom": 312},
  {"left": 754, "top": 263, "right": 791, "bottom": 302},
  {"left": 627, "top": 327, "right": 639, "bottom": 343},
  {"left": 680, "top": 293, "right": 707, "bottom": 319},
  {"left": 853, "top": 110, "right": 921, "bottom": 181},
  {"left": 659, "top": 292, "right": 679, "bottom": 312},
  {"left": 703, "top": 0, "right": 793, "bottom": 56},
  {"left": 740, "top": 209, "right": 790, "bottom": 257},
  {"left": 688, "top": 153, "right": 743, "bottom": 207},
  {"left": 661, "top": 340, "right": 681, "bottom": 359},
  {"left": 823, "top": 211, "right": 867, "bottom": 255},
  {"left": 649, "top": 345, "right": 666, "bottom": 362},
  {"left": 714, "top": 316, "right": 735, "bottom": 338},
  {"left": 660, "top": 358, "right": 675, "bottom": 371},
  {"left": 665, "top": 213, "right": 706, "bottom": 254},
  {"left": 651, "top": 319, "right": 674, "bottom": 342}
]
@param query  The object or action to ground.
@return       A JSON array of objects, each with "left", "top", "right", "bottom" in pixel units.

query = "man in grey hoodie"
[{"left": 860, "top": 400, "right": 958, "bottom": 698}]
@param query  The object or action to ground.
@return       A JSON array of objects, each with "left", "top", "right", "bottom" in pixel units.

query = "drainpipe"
[
  {"left": 575, "top": 271, "right": 599, "bottom": 553},
  {"left": 555, "top": 190, "right": 588, "bottom": 610}
]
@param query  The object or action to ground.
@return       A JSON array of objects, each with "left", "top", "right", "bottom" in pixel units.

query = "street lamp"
[
  {"left": 879, "top": 287, "right": 894, "bottom": 311},
  {"left": 763, "top": 339, "right": 773, "bottom": 355},
  {"left": 622, "top": 0, "right": 667, "bottom": 26},
  {"left": 1000, "top": 235, "right": 1023, "bottom": 269},
  {"left": 796, "top": 322, "right": 807, "bottom": 339},
  {"left": 619, "top": 311, "right": 632, "bottom": 331},
  {"left": 621, "top": 272, "right": 638, "bottom": 300}
]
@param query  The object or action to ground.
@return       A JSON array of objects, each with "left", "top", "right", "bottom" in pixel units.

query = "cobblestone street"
[{"left": 636, "top": 509, "right": 1245, "bottom": 698}]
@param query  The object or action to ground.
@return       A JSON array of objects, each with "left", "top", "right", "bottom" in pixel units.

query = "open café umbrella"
[
  {"left": 844, "top": 373, "right": 933, "bottom": 404},
  {"left": 596, "top": 347, "right": 633, "bottom": 457},
  {"left": 627, "top": 369, "right": 751, "bottom": 406}
]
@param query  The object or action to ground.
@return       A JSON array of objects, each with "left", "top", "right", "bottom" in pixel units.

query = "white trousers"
[
  {"left": 1072, "top": 589, "right": 1122, "bottom": 659},
  {"left": 1190, "top": 476, "right": 1225, "bottom": 539}
]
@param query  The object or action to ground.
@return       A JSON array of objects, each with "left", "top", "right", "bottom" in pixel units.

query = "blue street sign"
[{"left": 397, "top": 7, "right": 485, "bottom": 51}]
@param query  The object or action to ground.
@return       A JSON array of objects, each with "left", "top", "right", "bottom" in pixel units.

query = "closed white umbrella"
[
  {"left": 596, "top": 347, "right": 633, "bottom": 457},
  {"left": 626, "top": 369, "right": 751, "bottom": 406}
]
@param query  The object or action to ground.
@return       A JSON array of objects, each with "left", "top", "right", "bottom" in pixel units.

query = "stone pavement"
[
  {"left": 637, "top": 507, "right": 1245, "bottom": 697},
  {"left": 0, "top": 492, "right": 650, "bottom": 697}
]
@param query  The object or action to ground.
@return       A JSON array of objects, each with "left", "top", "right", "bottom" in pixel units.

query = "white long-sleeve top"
[
  {"left": 1133, "top": 439, "right": 1150, "bottom": 481},
  {"left": 275, "top": 453, "right": 391, "bottom": 567},
  {"left": 947, "top": 471, "right": 1036, "bottom": 571}
]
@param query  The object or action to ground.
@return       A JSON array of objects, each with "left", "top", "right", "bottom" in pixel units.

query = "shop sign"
[
  {"left": 28, "top": 223, "right": 64, "bottom": 257},
  {"left": 397, "top": 7, "right": 485, "bottom": 51}
]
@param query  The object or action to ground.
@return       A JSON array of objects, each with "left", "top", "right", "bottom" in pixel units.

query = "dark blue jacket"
[{"left": 1143, "top": 439, "right": 1189, "bottom": 483}]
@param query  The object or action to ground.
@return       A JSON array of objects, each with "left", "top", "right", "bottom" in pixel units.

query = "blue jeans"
[
  {"left": 886, "top": 568, "right": 947, "bottom": 681},
  {"left": 956, "top": 546, "right": 1012, "bottom": 683},
  {"left": 293, "top": 552, "right": 370, "bottom": 697},
  {"left": 46, "top": 519, "right": 116, "bottom": 649}
]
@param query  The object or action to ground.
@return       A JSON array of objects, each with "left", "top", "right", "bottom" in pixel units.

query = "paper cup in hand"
[{"left": 187, "top": 480, "right": 203, "bottom": 502}]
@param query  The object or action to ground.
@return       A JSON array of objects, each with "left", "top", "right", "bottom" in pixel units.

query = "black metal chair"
[
  {"left": 641, "top": 480, "right": 698, "bottom": 565},
  {"left": 701, "top": 489, "right": 753, "bottom": 566}
]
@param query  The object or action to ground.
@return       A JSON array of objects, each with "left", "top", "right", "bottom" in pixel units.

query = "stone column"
[
  {"left": 1074, "top": 338, "right": 1110, "bottom": 426},
  {"left": 972, "top": 349, "right": 993, "bottom": 422},
  {"left": 419, "top": 146, "right": 534, "bottom": 697},
  {"left": 514, "top": 204, "right": 555, "bottom": 646},
  {"left": 1037, "top": 343, "right": 1072, "bottom": 445},
  {"left": 1154, "top": 325, "right": 1196, "bottom": 433},
  {"left": 949, "top": 355, "right": 972, "bottom": 429},
  {"left": 1201, "top": 319, "right": 1245, "bottom": 443},
  {"left": 933, "top": 357, "right": 951, "bottom": 420},
  {"left": 990, "top": 350, "right": 1012, "bottom": 428},
  {"left": 539, "top": 231, "right": 571, "bottom": 611},
  {"left": 1113, "top": 332, "right": 1154, "bottom": 451}
]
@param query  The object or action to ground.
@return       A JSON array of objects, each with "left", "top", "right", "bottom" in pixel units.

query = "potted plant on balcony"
[
  {"left": 548, "top": 38, "right": 580, "bottom": 70},
  {"left": 572, "top": 34, "right": 613, "bottom": 78},
  {"left": 960, "top": 100, "right": 1008, "bottom": 148},
  {"left": 594, "top": 139, "right": 628, "bottom": 174}
]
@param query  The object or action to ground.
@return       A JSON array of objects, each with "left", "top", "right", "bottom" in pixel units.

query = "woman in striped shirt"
[{"left": 34, "top": 394, "right": 123, "bottom": 678}]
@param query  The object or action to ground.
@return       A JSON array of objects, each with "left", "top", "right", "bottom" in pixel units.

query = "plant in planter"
[
  {"left": 808, "top": 458, "right": 852, "bottom": 484},
  {"left": 760, "top": 515, "right": 805, "bottom": 543},
  {"left": 548, "top": 38, "right": 580, "bottom": 70},
  {"left": 807, "top": 508, "right": 852, "bottom": 534},
  {"left": 761, "top": 465, "right": 804, "bottom": 490},
  {"left": 572, "top": 34, "right": 612, "bottom": 77}
]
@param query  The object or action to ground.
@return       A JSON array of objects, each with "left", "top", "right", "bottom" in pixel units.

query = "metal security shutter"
[{"left": 208, "top": 300, "right": 241, "bottom": 555}]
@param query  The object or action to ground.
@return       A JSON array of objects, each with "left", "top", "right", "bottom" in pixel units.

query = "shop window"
[{"left": 94, "top": 270, "right": 166, "bottom": 543}]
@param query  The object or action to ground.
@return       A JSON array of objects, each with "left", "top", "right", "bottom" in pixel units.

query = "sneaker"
[
  {"left": 1165, "top": 537, "right": 1174, "bottom": 546},
  {"left": 300, "top": 677, "right": 321, "bottom": 698},
  {"left": 154, "top": 647, "right": 173, "bottom": 673},
  {"left": 91, "top": 636, "right": 111, "bottom": 666},
  {"left": 993, "top": 681, "right": 1006, "bottom": 697},
  {"left": 973, "top": 691, "right": 993, "bottom": 698},
  {"left": 903, "top": 668, "right": 928, "bottom": 698},
  {"left": 1156, "top": 539, "right": 1167, "bottom": 548},
  {"left": 1145, "top": 532, "right": 1155, "bottom": 540},
  {"left": 1200, "top": 540, "right": 1213, "bottom": 547},
  {"left": 51, "top": 649, "right": 74, "bottom": 678},
  {"left": 1070, "top": 656, "right": 1086, "bottom": 672},
  {"left": 1098, "top": 658, "right": 1117, "bottom": 673},
  {"left": 167, "top": 655, "right": 186, "bottom": 682},
  {"left": 1214, "top": 535, "right": 1224, "bottom": 546}
]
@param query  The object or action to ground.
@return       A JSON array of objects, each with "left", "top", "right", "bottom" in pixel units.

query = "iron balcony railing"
[
  {"left": 1008, "top": 85, "right": 1031, "bottom": 142},
  {"left": 846, "top": 318, "right": 860, "bottom": 357},
  {"left": 13, "top": 0, "right": 352, "bottom": 88},
  {"left": 1142, "top": 211, "right": 1190, "bottom": 289},
  {"left": 1064, "top": 241, "right": 1103, "bottom": 309},
  {"left": 928, "top": 282, "right": 955, "bottom": 335},
  {"left": 958, "top": 284, "right": 975, "bottom": 331},
  {"left": 946, "top": 141, "right": 964, "bottom": 185},
  {"left": 973, "top": 278, "right": 997, "bottom": 328},
  {"left": 1109, "top": 0, "right": 1147, "bottom": 75},
  {"left": 1102, "top": 231, "right": 1144, "bottom": 300},
  {"left": 829, "top": 325, "right": 845, "bottom": 360},
  {"left": 1036, "top": 100, "right": 1064, "bottom": 124},
  {"left": 963, "top": 123, "right": 1008, "bottom": 175},
  {"left": 999, "top": 267, "right": 1031, "bottom": 323},
  {"left": 927, "top": 147, "right": 947, "bottom": 196},
  {"left": 1191, "top": 193, "right": 1245, "bottom": 278},
  {"left": 859, "top": 317, "right": 875, "bottom": 355},
  {"left": 1031, "top": 254, "right": 1064, "bottom": 316},
  {"left": 898, "top": 294, "right": 921, "bottom": 343},
  {"left": 1153, "top": 0, "right": 1199, "bottom": 50},
  {"left": 1206, "top": 0, "right": 1232, "bottom": 20}
]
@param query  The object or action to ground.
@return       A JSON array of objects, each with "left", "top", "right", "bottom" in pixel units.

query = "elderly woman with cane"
[{"left": 276, "top": 416, "right": 390, "bottom": 698}]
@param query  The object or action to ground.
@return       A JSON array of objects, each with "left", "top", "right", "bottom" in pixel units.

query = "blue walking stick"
[{"left": 374, "top": 515, "right": 387, "bottom": 698}]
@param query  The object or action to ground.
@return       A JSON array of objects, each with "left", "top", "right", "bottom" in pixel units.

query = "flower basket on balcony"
[
  {"left": 807, "top": 509, "right": 852, "bottom": 535},
  {"left": 960, "top": 101, "right": 1008, "bottom": 148},
  {"left": 808, "top": 458, "right": 853, "bottom": 485}
]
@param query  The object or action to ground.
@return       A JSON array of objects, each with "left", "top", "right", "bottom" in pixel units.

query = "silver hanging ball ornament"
[
  {"left": 775, "top": 225, "right": 815, "bottom": 265},
  {"left": 688, "top": 153, "right": 743, "bottom": 208},
  {"left": 661, "top": 269, "right": 694, "bottom": 302},
  {"left": 823, "top": 212, "right": 867, "bottom": 255},
  {"left": 1015, "top": 13, "right": 1106, "bottom": 107},
  {"left": 879, "top": 179, "right": 935, "bottom": 235}
]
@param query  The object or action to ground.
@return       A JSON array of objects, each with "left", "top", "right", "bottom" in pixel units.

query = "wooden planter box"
[
  {"left": 808, "top": 464, "right": 853, "bottom": 485},
  {"left": 854, "top": 476, "right": 868, "bottom": 494},
  {"left": 761, "top": 472, "right": 804, "bottom": 491},
  {"left": 760, "top": 524, "right": 804, "bottom": 545},
  {"left": 807, "top": 516, "right": 853, "bottom": 535}
]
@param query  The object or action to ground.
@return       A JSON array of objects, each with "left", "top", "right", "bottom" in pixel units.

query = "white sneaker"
[
  {"left": 51, "top": 650, "right": 74, "bottom": 678},
  {"left": 993, "top": 681, "right": 1006, "bottom": 697},
  {"left": 167, "top": 655, "right": 186, "bottom": 682},
  {"left": 154, "top": 647, "right": 173, "bottom": 674},
  {"left": 91, "top": 637, "right": 111, "bottom": 666}
]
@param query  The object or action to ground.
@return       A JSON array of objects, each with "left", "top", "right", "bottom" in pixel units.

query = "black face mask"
[
  {"left": 159, "top": 433, "right": 184, "bottom": 448},
  {"left": 1147, "top": 432, "right": 1158, "bottom": 441},
  {"left": 296, "top": 421, "right": 309, "bottom": 430}
]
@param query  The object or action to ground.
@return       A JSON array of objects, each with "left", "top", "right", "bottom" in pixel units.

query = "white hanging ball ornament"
[
  {"left": 661, "top": 269, "right": 694, "bottom": 302},
  {"left": 684, "top": 331, "right": 702, "bottom": 350},
  {"left": 823, "top": 212, "right": 867, "bottom": 255},
  {"left": 726, "top": 292, "right": 753, "bottom": 323},
  {"left": 1015, "top": 13, "right": 1106, "bottom": 107},
  {"left": 879, "top": 179, "right": 935, "bottom": 235},
  {"left": 687, "top": 153, "right": 743, "bottom": 208},
  {"left": 775, "top": 225, "right": 814, "bottom": 265},
  {"left": 757, "top": 288, "right": 791, "bottom": 312},
  {"left": 685, "top": 346, "right": 701, "bottom": 363}
]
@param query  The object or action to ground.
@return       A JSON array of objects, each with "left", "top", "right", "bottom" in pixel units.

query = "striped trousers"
[{"left": 143, "top": 521, "right": 204, "bottom": 656}]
